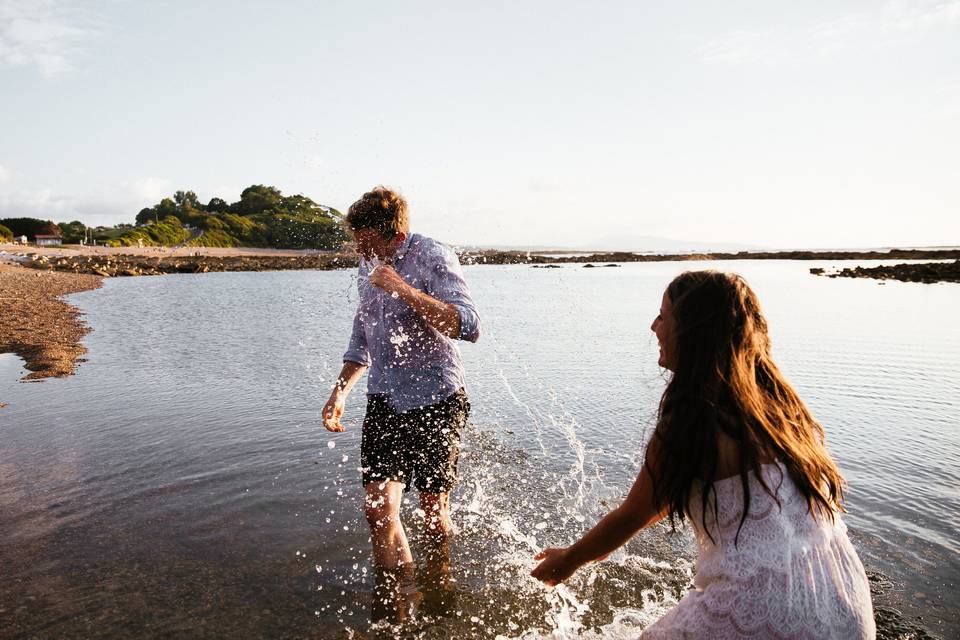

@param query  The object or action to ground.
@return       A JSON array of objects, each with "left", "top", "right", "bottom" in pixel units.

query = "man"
[{"left": 322, "top": 186, "right": 480, "bottom": 619}]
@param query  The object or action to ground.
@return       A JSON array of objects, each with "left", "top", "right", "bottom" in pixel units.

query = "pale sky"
[{"left": 1, "top": 0, "right": 958, "bottom": 250}]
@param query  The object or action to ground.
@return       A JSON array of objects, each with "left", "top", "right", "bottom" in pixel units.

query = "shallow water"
[{"left": 1, "top": 260, "right": 957, "bottom": 638}]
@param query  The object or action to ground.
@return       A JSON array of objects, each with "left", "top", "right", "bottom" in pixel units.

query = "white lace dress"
[{"left": 641, "top": 462, "right": 876, "bottom": 639}]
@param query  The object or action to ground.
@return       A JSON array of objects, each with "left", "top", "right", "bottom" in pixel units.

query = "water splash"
[{"left": 306, "top": 266, "right": 694, "bottom": 638}]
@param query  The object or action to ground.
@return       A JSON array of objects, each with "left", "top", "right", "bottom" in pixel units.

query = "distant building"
[
  {"left": 34, "top": 234, "right": 62, "bottom": 247},
  {"left": 17, "top": 235, "right": 28, "bottom": 245}
]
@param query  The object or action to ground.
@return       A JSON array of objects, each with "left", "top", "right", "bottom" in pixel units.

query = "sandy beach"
[{"left": 0, "top": 263, "right": 102, "bottom": 381}]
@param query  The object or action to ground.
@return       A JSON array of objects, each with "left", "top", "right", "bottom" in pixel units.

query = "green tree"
[
  {"left": 206, "top": 197, "right": 228, "bottom": 213},
  {"left": 58, "top": 220, "right": 87, "bottom": 244},
  {"left": 135, "top": 198, "right": 178, "bottom": 225},
  {"left": 174, "top": 190, "right": 201, "bottom": 211},
  {"left": 0, "top": 223, "right": 12, "bottom": 241},
  {"left": 233, "top": 185, "right": 282, "bottom": 215},
  {"left": 135, "top": 207, "right": 154, "bottom": 226},
  {"left": 156, "top": 197, "right": 178, "bottom": 219}
]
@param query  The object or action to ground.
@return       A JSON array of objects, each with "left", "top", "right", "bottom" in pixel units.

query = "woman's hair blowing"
[{"left": 649, "top": 270, "right": 845, "bottom": 542}]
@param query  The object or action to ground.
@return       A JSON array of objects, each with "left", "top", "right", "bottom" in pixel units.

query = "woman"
[{"left": 531, "top": 271, "right": 875, "bottom": 639}]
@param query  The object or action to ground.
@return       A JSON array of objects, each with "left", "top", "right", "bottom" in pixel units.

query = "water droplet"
[{"left": 327, "top": 441, "right": 336, "bottom": 449}]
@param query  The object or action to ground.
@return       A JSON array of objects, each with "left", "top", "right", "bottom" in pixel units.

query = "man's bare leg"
[
  {"left": 419, "top": 491, "right": 453, "bottom": 539},
  {"left": 418, "top": 491, "right": 456, "bottom": 616},
  {"left": 365, "top": 481, "right": 413, "bottom": 569},
  {"left": 364, "top": 481, "right": 418, "bottom": 621}
]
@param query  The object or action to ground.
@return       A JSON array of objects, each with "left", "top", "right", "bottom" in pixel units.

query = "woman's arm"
[{"left": 531, "top": 440, "right": 667, "bottom": 586}]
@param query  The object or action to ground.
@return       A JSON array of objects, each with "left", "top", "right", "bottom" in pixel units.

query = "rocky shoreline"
[
  {"left": 812, "top": 260, "right": 960, "bottom": 284},
  {"left": 6, "top": 247, "right": 960, "bottom": 278},
  {"left": 12, "top": 251, "right": 358, "bottom": 277},
  {"left": 0, "top": 263, "right": 102, "bottom": 382},
  {"left": 464, "top": 247, "right": 960, "bottom": 266}
]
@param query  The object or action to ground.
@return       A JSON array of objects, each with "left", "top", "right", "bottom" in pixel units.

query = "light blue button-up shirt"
[{"left": 343, "top": 233, "right": 481, "bottom": 412}]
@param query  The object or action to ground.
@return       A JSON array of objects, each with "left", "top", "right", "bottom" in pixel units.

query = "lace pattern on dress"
[{"left": 640, "top": 462, "right": 875, "bottom": 640}]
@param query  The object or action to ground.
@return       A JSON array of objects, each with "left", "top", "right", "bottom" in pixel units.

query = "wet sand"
[{"left": 0, "top": 263, "right": 102, "bottom": 381}]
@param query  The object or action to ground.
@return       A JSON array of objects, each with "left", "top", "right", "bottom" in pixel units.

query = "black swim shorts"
[{"left": 360, "top": 389, "right": 470, "bottom": 493}]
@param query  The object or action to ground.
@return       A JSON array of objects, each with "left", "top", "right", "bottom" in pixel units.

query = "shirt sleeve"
[
  {"left": 426, "top": 242, "right": 481, "bottom": 342},
  {"left": 343, "top": 305, "right": 372, "bottom": 365}
]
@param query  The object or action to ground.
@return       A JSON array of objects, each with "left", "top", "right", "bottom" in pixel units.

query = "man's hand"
[
  {"left": 368, "top": 265, "right": 410, "bottom": 297},
  {"left": 322, "top": 362, "right": 366, "bottom": 433},
  {"left": 530, "top": 547, "right": 578, "bottom": 586},
  {"left": 369, "top": 264, "right": 462, "bottom": 339},
  {"left": 322, "top": 394, "right": 346, "bottom": 432}
]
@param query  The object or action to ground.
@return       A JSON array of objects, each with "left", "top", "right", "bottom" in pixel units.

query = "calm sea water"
[{"left": 1, "top": 260, "right": 958, "bottom": 639}]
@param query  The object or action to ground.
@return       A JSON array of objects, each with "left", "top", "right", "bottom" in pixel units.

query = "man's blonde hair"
[{"left": 345, "top": 186, "right": 409, "bottom": 239}]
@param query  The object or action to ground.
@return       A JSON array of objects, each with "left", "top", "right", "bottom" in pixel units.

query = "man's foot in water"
[
  {"left": 371, "top": 565, "right": 422, "bottom": 624},
  {"left": 418, "top": 535, "right": 457, "bottom": 618}
]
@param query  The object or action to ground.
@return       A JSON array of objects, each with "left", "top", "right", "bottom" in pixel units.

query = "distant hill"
[
  {"left": 579, "top": 233, "right": 764, "bottom": 254},
  {"left": 467, "top": 235, "right": 764, "bottom": 254},
  {"left": 108, "top": 185, "right": 346, "bottom": 250}
]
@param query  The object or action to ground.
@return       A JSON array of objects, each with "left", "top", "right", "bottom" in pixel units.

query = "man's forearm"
[
  {"left": 397, "top": 285, "right": 461, "bottom": 338},
  {"left": 333, "top": 361, "right": 367, "bottom": 397}
]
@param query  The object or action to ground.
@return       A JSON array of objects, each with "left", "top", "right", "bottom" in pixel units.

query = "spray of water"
[{"left": 306, "top": 269, "right": 694, "bottom": 638}]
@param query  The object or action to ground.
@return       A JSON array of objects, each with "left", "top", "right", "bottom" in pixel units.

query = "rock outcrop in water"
[{"left": 815, "top": 260, "right": 960, "bottom": 284}]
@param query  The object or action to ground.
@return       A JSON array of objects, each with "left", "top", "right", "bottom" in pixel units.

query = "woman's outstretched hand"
[{"left": 530, "top": 547, "right": 577, "bottom": 586}]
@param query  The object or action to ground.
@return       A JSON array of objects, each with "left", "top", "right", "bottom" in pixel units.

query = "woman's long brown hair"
[{"left": 649, "top": 270, "right": 845, "bottom": 543}]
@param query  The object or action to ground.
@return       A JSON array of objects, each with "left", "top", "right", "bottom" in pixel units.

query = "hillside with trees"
[
  {"left": 118, "top": 185, "right": 347, "bottom": 249},
  {"left": 1, "top": 185, "right": 347, "bottom": 250}
]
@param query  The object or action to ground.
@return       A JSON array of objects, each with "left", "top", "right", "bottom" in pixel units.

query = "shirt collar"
[{"left": 390, "top": 233, "right": 414, "bottom": 266}]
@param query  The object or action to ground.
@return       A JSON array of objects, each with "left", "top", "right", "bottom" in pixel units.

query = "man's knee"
[
  {"left": 419, "top": 492, "right": 451, "bottom": 533},
  {"left": 419, "top": 492, "right": 448, "bottom": 511},
  {"left": 364, "top": 487, "right": 400, "bottom": 529}
]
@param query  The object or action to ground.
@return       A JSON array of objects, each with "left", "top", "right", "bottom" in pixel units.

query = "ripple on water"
[{"left": 1, "top": 264, "right": 957, "bottom": 638}]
